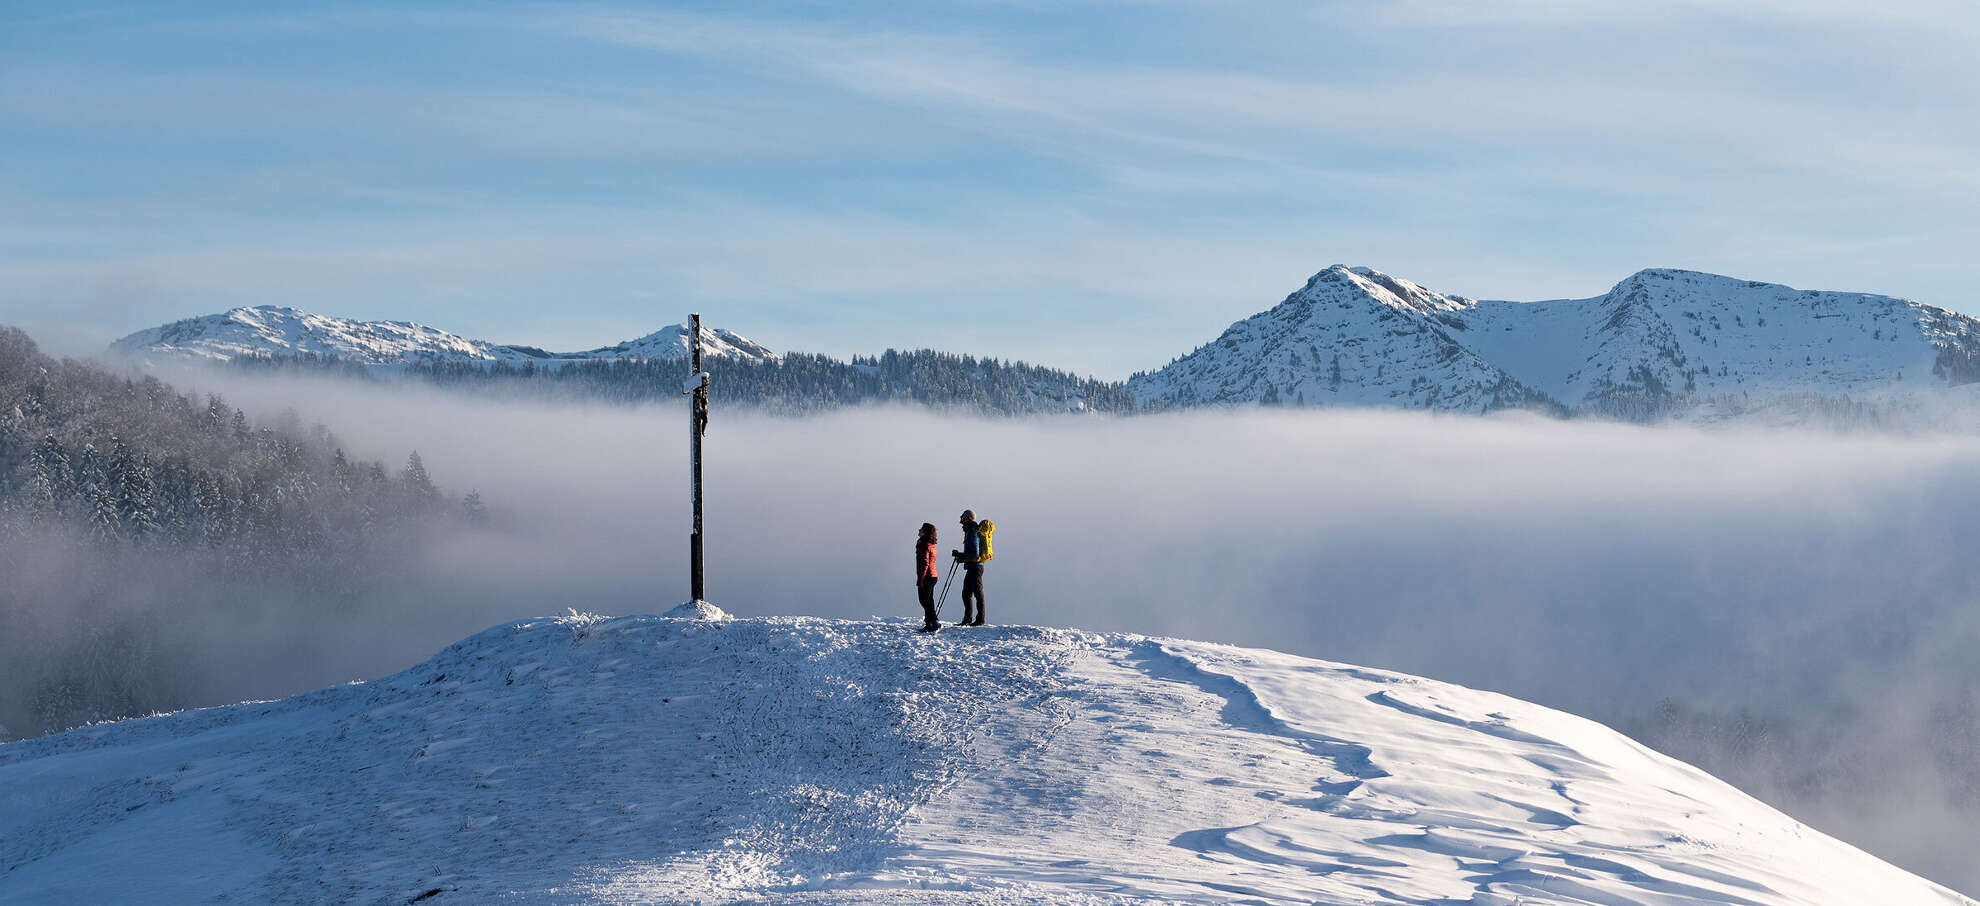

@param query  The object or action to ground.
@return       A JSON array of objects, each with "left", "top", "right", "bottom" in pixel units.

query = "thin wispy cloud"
[
  {"left": 1366, "top": 0, "right": 1980, "bottom": 32},
  {"left": 4, "top": 2, "right": 1979, "bottom": 373},
  {"left": 552, "top": 6, "right": 1980, "bottom": 193}
]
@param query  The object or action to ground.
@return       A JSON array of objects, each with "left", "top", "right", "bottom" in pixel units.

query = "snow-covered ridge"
[
  {"left": 505, "top": 324, "right": 774, "bottom": 365},
  {"left": 1131, "top": 265, "right": 1980, "bottom": 418},
  {"left": 2, "top": 614, "right": 1966, "bottom": 905},
  {"left": 108, "top": 305, "right": 776, "bottom": 368}
]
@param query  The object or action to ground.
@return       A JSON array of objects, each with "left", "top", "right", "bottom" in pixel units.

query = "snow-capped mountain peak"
[
  {"left": 540, "top": 321, "right": 777, "bottom": 363},
  {"left": 2, "top": 614, "right": 1966, "bottom": 904},
  {"left": 1130, "top": 265, "right": 1548, "bottom": 411},
  {"left": 1133, "top": 264, "right": 1980, "bottom": 419},
  {"left": 1331, "top": 264, "right": 1474, "bottom": 315},
  {"left": 109, "top": 304, "right": 508, "bottom": 366},
  {"left": 109, "top": 307, "right": 778, "bottom": 369}
]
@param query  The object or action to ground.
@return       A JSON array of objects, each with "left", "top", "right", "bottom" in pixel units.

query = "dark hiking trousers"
[
  {"left": 918, "top": 576, "right": 939, "bottom": 627},
  {"left": 960, "top": 563, "right": 985, "bottom": 624}
]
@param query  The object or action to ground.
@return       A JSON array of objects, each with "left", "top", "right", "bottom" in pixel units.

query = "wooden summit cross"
[{"left": 684, "top": 313, "right": 710, "bottom": 603}]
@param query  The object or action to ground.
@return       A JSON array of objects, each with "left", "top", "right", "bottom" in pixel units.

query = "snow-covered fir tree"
[{"left": 0, "top": 325, "right": 480, "bottom": 737}]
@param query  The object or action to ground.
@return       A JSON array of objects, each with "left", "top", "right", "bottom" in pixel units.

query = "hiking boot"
[{"left": 969, "top": 618, "right": 985, "bottom": 627}]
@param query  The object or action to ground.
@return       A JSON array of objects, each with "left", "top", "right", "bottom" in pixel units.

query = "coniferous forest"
[
  {"left": 211, "top": 346, "right": 1137, "bottom": 414},
  {"left": 406, "top": 349, "right": 1137, "bottom": 414},
  {"left": 0, "top": 327, "right": 479, "bottom": 738},
  {"left": 0, "top": 327, "right": 1129, "bottom": 739}
]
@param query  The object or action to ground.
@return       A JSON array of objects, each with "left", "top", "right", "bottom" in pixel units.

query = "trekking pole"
[{"left": 935, "top": 559, "right": 960, "bottom": 617}]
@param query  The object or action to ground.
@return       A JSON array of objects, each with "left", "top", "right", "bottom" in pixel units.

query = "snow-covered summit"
[
  {"left": 1334, "top": 264, "right": 1474, "bottom": 315},
  {"left": 1502, "top": 267, "right": 1980, "bottom": 407},
  {"left": 1131, "top": 266, "right": 1980, "bottom": 419},
  {"left": 1129, "top": 265, "right": 1546, "bottom": 411},
  {"left": 2, "top": 614, "right": 1965, "bottom": 905},
  {"left": 108, "top": 306, "right": 777, "bottom": 369},
  {"left": 108, "top": 304, "right": 514, "bottom": 366},
  {"left": 536, "top": 322, "right": 776, "bottom": 364},
  {"left": 661, "top": 599, "right": 731, "bottom": 620}
]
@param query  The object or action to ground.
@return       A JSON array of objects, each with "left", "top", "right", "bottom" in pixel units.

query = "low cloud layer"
[{"left": 66, "top": 370, "right": 1980, "bottom": 893}]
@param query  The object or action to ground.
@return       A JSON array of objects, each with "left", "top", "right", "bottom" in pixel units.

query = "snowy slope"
[
  {"left": 108, "top": 305, "right": 520, "bottom": 366},
  {"left": 1463, "top": 269, "right": 1980, "bottom": 411},
  {"left": 522, "top": 324, "right": 775, "bottom": 364},
  {"left": 1129, "top": 266, "right": 1554, "bottom": 413},
  {"left": 108, "top": 306, "right": 776, "bottom": 368},
  {"left": 1132, "top": 266, "right": 1980, "bottom": 418},
  {"left": 2, "top": 609, "right": 1967, "bottom": 905}
]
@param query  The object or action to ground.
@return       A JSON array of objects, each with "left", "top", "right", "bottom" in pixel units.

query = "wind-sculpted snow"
[{"left": 2, "top": 615, "right": 1966, "bottom": 905}]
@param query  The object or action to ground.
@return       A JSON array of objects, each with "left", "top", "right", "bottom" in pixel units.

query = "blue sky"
[{"left": 5, "top": 1, "right": 1979, "bottom": 378}]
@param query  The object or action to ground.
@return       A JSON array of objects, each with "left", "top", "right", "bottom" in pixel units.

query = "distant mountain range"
[
  {"left": 1129, "top": 266, "right": 1980, "bottom": 418},
  {"left": 108, "top": 305, "right": 776, "bottom": 368},
  {"left": 104, "top": 305, "right": 1131, "bottom": 415},
  {"left": 108, "top": 266, "right": 1980, "bottom": 421}
]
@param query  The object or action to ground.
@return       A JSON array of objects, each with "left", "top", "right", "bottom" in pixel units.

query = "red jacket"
[{"left": 916, "top": 539, "right": 938, "bottom": 581}]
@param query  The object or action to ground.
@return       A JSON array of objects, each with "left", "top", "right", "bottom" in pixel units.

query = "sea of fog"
[{"left": 38, "top": 370, "right": 1980, "bottom": 893}]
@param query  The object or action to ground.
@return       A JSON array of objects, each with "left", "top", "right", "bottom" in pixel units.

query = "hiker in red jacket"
[{"left": 914, "top": 522, "right": 940, "bottom": 632}]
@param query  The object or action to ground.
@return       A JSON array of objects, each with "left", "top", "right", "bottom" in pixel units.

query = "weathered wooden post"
[{"left": 684, "top": 313, "right": 710, "bottom": 602}]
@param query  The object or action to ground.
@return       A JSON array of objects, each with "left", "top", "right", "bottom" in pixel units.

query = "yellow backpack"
[{"left": 976, "top": 520, "right": 995, "bottom": 562}]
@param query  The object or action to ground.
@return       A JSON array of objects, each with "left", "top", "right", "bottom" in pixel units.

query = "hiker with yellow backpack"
[{"left": 949, "top": 509, "right": 994, "bottom": 626}]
